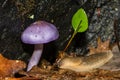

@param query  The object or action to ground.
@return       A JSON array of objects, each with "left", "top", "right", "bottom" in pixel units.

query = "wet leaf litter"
[{"left": 0, "top": 38, "right": 120, "bottom": 80}]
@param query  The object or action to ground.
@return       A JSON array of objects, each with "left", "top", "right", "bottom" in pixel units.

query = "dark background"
[{"left": 0, "top": 0, "right": 119, "bottom": 63}]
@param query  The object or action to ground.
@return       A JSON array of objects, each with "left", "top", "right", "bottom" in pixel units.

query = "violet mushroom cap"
[
  {"left": 21, "top": 21, "right": 59, "bottom": 44},
  {"left": 21, "top": 21, "right": 59, "bottom": 71}
]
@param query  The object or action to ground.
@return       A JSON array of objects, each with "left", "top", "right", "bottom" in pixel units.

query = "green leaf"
[{"left": 72, "top": 8, "right": 88, "bottom": 32}]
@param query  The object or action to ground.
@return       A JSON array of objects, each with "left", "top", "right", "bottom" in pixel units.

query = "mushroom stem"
[{"left": 27, "top": 44, "right": 43, "bottom": 71}]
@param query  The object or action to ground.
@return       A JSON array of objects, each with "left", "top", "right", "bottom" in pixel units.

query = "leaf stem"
[
  {"left": 63, "top": 31, "right": 77, "bottom": 52},
  {"left": 63, "top": 20, "right": 82, "bottom": 52}
]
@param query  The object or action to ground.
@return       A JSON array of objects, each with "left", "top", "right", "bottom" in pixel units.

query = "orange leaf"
[{"left": 0, "top": 54, "right": 26, "bottom": 77}]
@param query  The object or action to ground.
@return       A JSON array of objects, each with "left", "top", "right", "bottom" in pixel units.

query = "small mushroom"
[{"left": 21, "top": 21, "right": 59, "bottom": 71}]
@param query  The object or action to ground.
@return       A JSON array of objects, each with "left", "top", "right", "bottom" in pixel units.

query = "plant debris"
[
  {"left": 14, "top": 38, "right": 120, "bottom": 80},
  {"left": 0, "top": 38, "right": 120, "bottom": 80},
  {"left": 88, "top": 37, "right": 110, "bottom": 55},
  {"left": 0, "top": 54, "right": 26, "bottom": 77}
]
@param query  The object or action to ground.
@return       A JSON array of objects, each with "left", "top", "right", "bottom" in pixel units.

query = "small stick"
[
  {"left": 113, "top": 19, "right": 120, "bottom": 52},
  {"left": 2, "top": 0, "right": 8, "bottom": 8}
]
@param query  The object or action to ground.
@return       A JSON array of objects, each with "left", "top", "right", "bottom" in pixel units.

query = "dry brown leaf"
[
  {"left": 19, "top": 66, "right": 50, "bottom": 78},
  {"left": 0, "top": 77, "right": 39, "bottom": 80},
  {"left": 89, "top": 37, "right": 110, "bottom": 55},
  {"left": 0, "top": 77, "right": 23, "bottom": 80},
  {"left": 0, "top": 54, "right": 26, "bottom": 77}
]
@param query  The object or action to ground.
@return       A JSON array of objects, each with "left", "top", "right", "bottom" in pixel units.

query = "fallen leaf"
[
  {"left": 1, "top": 77, "right": 22, "bottom": 80},
  {"left": 89, "top": 37, "right": 110, "bottom": 55},
  {"left": 19, "top": 66, "right": 50, "bottom": 78},
  {"left": 0, "top": 77, "right": 39, "bottom": 80},
  {"left": 0, "top": 54, "right": 26, "bottom": 77}
]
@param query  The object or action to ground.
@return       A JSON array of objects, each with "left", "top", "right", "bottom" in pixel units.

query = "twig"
[
  {"left": 1, "top": 0, "right": 8, "bottom": 8},
  {"left": 113, "top": 19, "right": 120, "bottom": 52}
]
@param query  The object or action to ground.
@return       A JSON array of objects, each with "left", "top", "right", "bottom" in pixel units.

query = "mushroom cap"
[{"left": 21, "top": 21, "right": 59, "bottom": 44}]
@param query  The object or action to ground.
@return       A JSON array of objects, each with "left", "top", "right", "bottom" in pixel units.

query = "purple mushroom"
[{"left": 21, "top": 21, "right": 59, "bottom": 71}]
